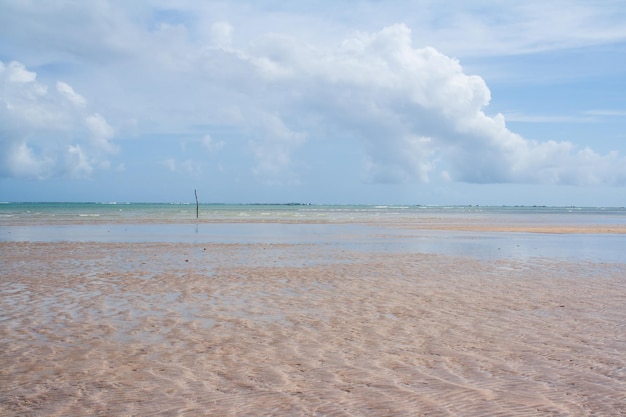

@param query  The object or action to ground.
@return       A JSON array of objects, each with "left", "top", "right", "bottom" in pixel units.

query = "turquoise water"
[
  {"left": 2, "top": 203, "right": 626, "bottom": 262},
  {"left": 2, "top": 202, "right": 626, "bottom": 224}
]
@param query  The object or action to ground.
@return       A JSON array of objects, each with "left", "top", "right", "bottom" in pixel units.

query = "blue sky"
[{"left": 1, "top": 1, "right": 625, "bottom": 205}]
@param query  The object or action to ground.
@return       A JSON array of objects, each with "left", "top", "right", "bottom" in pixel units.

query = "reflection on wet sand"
[{"left": 2, "top": 240, "right": 625, "bottom": 416}]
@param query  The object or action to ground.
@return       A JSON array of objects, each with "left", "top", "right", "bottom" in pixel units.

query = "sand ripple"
[{"left": 1, "top": 241, "right": 625, "bottom": 416}]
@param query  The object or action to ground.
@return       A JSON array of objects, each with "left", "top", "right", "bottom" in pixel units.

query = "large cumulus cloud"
[{"left": 213, "top": 23, "right": 626, "bottom": 185}]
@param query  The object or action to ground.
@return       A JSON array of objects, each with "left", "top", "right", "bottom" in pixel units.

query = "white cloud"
[
  {"left": 66, "top": 144, "right": 93, "bottom": 177},
  {"left": 85, "top": 113, "right": 116, "bottom": 152},
  {"left": 0, "top": 60, "right": 117, "bottom": 179},
  {"left": 3, "top": 141, "right": 52, "bottom": 179},
  {"left": 2, "top": 2, "right": 625, "bottom": 188},
  {"left": 211, "top": 23, "right": 624, "bottom": 186},
  {"left": 585, "top": 109, "right": 626, "bottom": 117},
  {"left": 3, "top": 60, "right": 37, "bottom": 83},
  {"left": 56, "top": 81, "right": 87, "bottom": 107},
  {"left": 370, "top": 1, "right": 626, "bottom": 57},
  {"left": 181, "top": 159, "right": 200, "bottom": 174},
  {"left": 200, "top": 134, "right": 224, "bottom": 153},
  {"left": 163, "top": 158, "right": 177, "bottom": 172},
  {"left": 210, "top": 22, "right": 233, "bottom": 49},
  {"left": 162, "top": 158, "right": 200, "bottom": 174},
  {"left": 247, "top": 111, "right": 306, "bottom": 180}
]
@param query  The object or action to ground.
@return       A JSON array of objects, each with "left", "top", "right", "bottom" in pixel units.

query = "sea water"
[
  {"left": 2, "top": 202, "right": 626, "bottom": 223},
  {"left": 1, "top": 202, "right": 626, "bottom": 262}
]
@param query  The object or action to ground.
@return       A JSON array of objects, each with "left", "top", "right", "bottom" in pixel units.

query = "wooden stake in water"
[{"left": 195, "top": 189, "right": 199, "bottom": 219}]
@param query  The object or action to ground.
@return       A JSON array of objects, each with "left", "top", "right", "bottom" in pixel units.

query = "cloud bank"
[
  {"left": 195, "top": 23, "right": 626, "bottom": 185},
  {"left": 0, "top": 61, "right": 117, "bottom": 179},
  {"left": 1, "top": 5, "right": 625, "bottom": 186}
]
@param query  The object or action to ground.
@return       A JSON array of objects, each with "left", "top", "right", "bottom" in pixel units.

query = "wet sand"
[{"left": 1, "top": 235, "right": 626, "bottom": 416}]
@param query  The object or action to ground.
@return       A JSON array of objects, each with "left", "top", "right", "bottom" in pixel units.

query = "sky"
[{"left": 1, "top": 1, "right": 626, "bottom": 205}]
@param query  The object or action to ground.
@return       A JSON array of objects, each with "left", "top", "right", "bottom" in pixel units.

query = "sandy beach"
[{"left": 1, "top": 227, "right": 626, "bottom": 416}]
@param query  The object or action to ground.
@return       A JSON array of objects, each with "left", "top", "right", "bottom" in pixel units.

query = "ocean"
[
  {"left": 2, "top": 201, "right": 626, "bottom": 223},
  {"left": 2, "top": 202, "right": 625, "bottom": 262}
]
